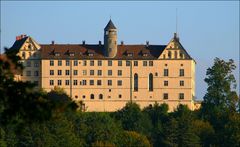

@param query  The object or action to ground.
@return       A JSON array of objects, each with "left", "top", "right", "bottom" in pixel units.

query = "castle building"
[{"left": 10, "top": 20, "right": 196, "bottom": 111}]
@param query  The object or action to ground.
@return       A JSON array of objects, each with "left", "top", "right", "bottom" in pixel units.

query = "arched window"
[
  {"left": 90, "top": 94, "right": 94, "bottom": 99},
  {"left": 134, "top": 73, "right": 138, "bottom": 91},
  {"left": 99, "top": 94, "right": 103, "bottom": 99},
  {"left": 175, "top": 51, "right": 177, "bottom": 59},
  {"left": 22, "top": 52, "right": 26, "bottom": 59},
  {"left": 168, "top": 51, "right": 171, "bottom": 59},
  {"left": 149, "top": 73, "right": 153, "bottom": 91}
]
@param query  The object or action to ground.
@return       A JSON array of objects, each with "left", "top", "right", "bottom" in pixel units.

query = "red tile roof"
[{"left": 40, "top": 44, "right": 166, "bottom": 60}]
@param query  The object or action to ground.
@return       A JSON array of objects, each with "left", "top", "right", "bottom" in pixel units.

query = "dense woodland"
[{"left": 0, "top": 47, "right": 240, "bottom": 147}]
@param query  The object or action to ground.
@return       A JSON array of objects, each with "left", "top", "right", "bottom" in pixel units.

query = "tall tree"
[
  {"left": 201, "top": 58, "right": 239, "bottom": 146},
  {"left": 201, "top": 58, "right": 238, "bottom": 116}
]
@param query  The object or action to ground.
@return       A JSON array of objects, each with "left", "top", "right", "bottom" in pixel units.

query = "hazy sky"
[{"left": 1, "top": 1, "right": 239, "bottom": 99}]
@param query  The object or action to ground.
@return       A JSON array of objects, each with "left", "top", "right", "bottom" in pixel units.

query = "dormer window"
[
  {"left": 55, "top": 53, "right": 60, "bottom": 56},
  {"left": 69, "top": 53, "right": 75, "bottom": 56},
  {"left": 105, "top": 31, "right": 109, "bottom": 35},
  {"left": 127, "top": 53, "right": 133, "bottom": 57},
  {"left": 89, "top": 53, "right": 94, "bottom": 56},
  {"left": 143, "top": 53, "right": 148, "bottom": 57}
]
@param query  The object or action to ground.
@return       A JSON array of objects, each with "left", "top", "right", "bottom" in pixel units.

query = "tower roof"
[{"left": 104, "top": 19, "right": 117, "bottom": 30}]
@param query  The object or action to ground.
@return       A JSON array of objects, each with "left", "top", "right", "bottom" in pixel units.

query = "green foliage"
[
  {"left": 113, "top": 102, "right": 152, "bottom": 135},
  {"left": 116, "top": 131, "right": 151, "bottom": 147}
]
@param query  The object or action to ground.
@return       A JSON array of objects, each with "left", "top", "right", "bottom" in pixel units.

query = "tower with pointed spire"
[{"left": 104, "top": 19, "right": 117, "bottom": 58}]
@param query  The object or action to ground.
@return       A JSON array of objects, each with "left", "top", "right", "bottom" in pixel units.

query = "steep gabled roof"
[
  {"left": 10, "top": 37, "right": 28, "bottom": 52},
  {"left": 104, "top": 19, "right": 117, "bottom": 30}
]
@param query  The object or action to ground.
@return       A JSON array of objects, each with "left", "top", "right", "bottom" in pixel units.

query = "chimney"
[
  {"left": 16, "top": 34, "right": 27, "bottom": 40},
  {"left": 51, "top": 40, "right": 55, "bottom": 45},
  {"left": 146, "top": 41, "right": 149, "bottom": 46},
  {"left": 121, "top": 41, "right": 124, "bottom": 45},
  {"left": 82, "top": 40, "right": 85, "bottom": 45},
  {"left": 99, "top": 41, "right": 102, "bottom": 45},
  {"left": 174, "top": 33, "right": 179, "bottom": 41}
]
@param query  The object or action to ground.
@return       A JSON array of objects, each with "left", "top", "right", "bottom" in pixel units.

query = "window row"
[
  {"left": 25, "top": 70, "right": 39, "bottom": 76},
  {"left": 49, "top": 70, "right": 122, "bottom": 76},
  {"left": 49, "top": 79, "right": 123, "bottom": 86},
  {"left": 48, "top": 69, "right": 184, "bottom": 77},
  {"left": 163, "top": 93, "right": 185, "bottom": 99},
  {"left": 49, "top": 60, "right": 154, "bottom": 67},
  {"left": 25, "top": 61, "right": 39, "bottom": 67},
  {"left": 74, "top": 93, "right": 185, "bottom": 100},
  {"left": 163, "top": 80, "right": 185, "bottom": 86},
  {"left": 162, "top": 51, "right": 185, "bottom": 59}
]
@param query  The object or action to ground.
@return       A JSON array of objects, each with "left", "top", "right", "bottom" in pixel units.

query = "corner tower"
[{"left": 104, "top": 19, "right": 117, "bottom": 58}]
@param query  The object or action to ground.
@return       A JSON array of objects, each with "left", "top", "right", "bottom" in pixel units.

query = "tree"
[
  {"left": 116, "top": 131, "right": 151, "bottom": 147},
  {"left": 0, "top": 49, "right": 53, "bottom": 125},
  {"left": 201, "top": 58, "right": 238, "bottom": 116},
  {"left": 200, "top": 58, "right": 239, "bottom": 146},
  {"left": 113, "top": 102, "right": 152, "bottom": 135}
]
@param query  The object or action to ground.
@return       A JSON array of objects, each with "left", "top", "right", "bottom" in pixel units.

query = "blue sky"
[{"left": 1, "top": 1, "right": 239, "bottom": 99}]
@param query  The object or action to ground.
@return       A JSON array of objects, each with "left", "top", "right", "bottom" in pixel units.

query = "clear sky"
[{"left": 1, "top": 1, "right": 239, "bottom": 99}]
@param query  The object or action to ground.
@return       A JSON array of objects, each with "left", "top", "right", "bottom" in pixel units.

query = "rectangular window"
[
  {"left": 108, "top": 70, "right": 112, "bottom": 76},
  {"left": 50, "top": 60, "right": 54, "bottom": 66},
  {"left": 73, "top": 80, "right": 78, "bottom": 85},
  {"left": 82, "top": 80, "right": 87, "bottom": 85},
  {"left": 65, "top": 70, "right": 70, "bottom": 75},
  {"left": 90, "top": 70, "right": 94, "bottom": 75},
  {"left": 117, "top": 80, "right": 122, "bottom": 86},
  {"left": 143, "top": 61, "right": 148, "bottom": 66},
  {"left": 180, "top": 80, "right": 184, "bottom": 86},
  {"left": 50, "top": 80, "right": 54, "bottom": 85},
  {"left": 179, "top": 93, "right": 184, "bottom": 99},
  {"left": 83, "top": 60, "right": 87, "bottom": 66},
  {"left": 73, "top": 70, "right": 78, "bottom": 75},
  {"left": 57, "top": 80, "right": 62, "bottom": 86},
  {"left": 98, "top": 60, "right": 102, "bottom": 66},
  {"left": 97, "top": 70, "right": 102, "bottom": 76},
  {"left": 50, "top": 70, "right": 54, "bottom": 76},
  {"left": 26, "top": 71, "right": 31, "bottom": 76},
  {"left": 97, "top": 80, "right": 102, "bottom": 86},
  {"left": 26, "top": 61, "right": 31, "bottom": 67},
  {"left": 34, "top": 71, "right": 39, "bottom": 76},
  {"left": 90, "top": 80, "right": 94, "bottom": 85},
  {"left": 58, "top": 60, "right": 62, "bottom": 66},
  {"left": 90, "top": 60, "right": 94, "bottom": 66},
  {"left": 65, "top": 80, "right": 70, "bottom": 86},
  {"left": 134, "top": 61, "right": 138, "bottom": 66},
  {"left": 108, "top": 80, "right": 112, "bottom": 86},
  {"left": 164, "top": 69, "right": 169, "bottom": 76},
  {"left": 34, "top": 61, "right": 39, "bottom": 67},
  {"left": 164, "top": 81, "right": 168, "bottom": 86},
  {"left": 118, "top": 60, "right": 122, "bottom": 66},
  {"left": 74, "top": 60, "right": 78, "bottom": 66},
  {"left": 66, "top": 60, "right": 70, "bottom": 66},
  {"left": 58, "top": 70, "right": 62, "bottom": 75},
  {"left": 180, "top": 69, "right": 184, "bottom": 76},
  {"left": 83, "top": 70, "right": 87, "bottom": 75},
  {"left": 163, "top": 93, "right": 168, "bottom": 99},
  {"left": 34, "top": 81, "right": 38, "bottom": 86},
  {"left": 108, "top": 60, "right": 112, "bottom": 66},
  {"left": 149, "top": 61, "right": 153, "bottom": 66},
  {"left": 126, "top": 60, "right": 130, "bottom": 66},
  {"left": 118, "top": 70, "right": 122, "bottom": 76}
]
